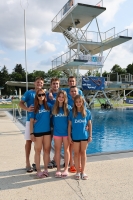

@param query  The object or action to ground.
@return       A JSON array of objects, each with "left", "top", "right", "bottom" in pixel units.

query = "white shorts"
[{"left": 24, "top": 121, "right": 31, "bottom": 140}]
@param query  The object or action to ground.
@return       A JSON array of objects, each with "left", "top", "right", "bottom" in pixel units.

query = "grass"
[
  {"left": 0, "top": 100, "right": 19, "bottom": 109},
  {"left": 0, "top": 99, "right": 133, "bottom": 109}
]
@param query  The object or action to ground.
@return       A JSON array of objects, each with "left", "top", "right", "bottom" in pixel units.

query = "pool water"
[
  {"left": 87, "top": 108, "right": 133, "bottom": 154},
  {"left": 14, "top": 108, "right": 133, "bottom": 155}
]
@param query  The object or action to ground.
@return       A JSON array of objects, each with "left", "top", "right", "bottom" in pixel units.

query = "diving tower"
[{"left": 51, "top": 0, "right": 132, "bottom": 79}]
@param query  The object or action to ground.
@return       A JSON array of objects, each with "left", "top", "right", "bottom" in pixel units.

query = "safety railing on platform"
[
  {"left": 52, "top": 0, "right": 104, "bottom": 30},
  {"left": 52, "top": 50, "right": 78, "bottom": 70},
  {"left": 52, "top": 0, "right": 74, "bottom": 29},
  {"left": 64, "top": 27, "right": 128, "bottom": 45}
]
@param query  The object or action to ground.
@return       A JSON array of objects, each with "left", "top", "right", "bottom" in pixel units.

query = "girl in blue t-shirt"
[
  {"left": 30, "top": 89, "right": 52, "bottom": 178},
  {"left": 68, "top": 95, "right": 92, "bottom": 180},
  {"left": 52, "top": 90, "right": 70, "bottom": 178}
]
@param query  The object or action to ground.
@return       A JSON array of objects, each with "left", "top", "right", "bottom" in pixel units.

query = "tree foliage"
[
  {"left": 0, "top": 62, "right": 133, "bottom": 95},
  {"left": 126, "top": 63, "right": 133, "bottom": 75},
  {"left": 111, "top": 64, "right": 126, "bottom": 75}
]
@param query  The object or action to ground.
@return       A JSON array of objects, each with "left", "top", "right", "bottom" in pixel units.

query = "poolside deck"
[{"left": 0, "top": 111, "right": 133, "bottom": 200}]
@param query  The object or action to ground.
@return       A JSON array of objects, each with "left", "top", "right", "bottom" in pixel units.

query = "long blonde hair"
[
  {"left": 73, "top": 95, "right": 86, "bottom": 118},
  {"left": 52, "top": 90, "right": 68, "bottom": 116}
]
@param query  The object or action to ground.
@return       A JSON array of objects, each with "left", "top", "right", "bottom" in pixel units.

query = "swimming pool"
[
  {"left": 14, "top": 108, "right": 133, "bottom": 155},
  {"left": 87, "top": 108, "right": 133, "bottom": 155}
]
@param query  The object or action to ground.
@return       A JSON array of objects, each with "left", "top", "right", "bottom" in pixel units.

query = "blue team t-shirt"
[
  {"left": 46, "top": 92, "right": 58, "bottom": 105},
  {"left": 29, "top": 103, "right": 52, "bottom": 133},
  {"left": 52, "top": 105, "right": 72, "bottom": 137},
  {"left": 68, "top": 109, "right": 91, "bottom": 140},
  {"left": 21, "top": 90, "right": 36, "bottom": 121}
]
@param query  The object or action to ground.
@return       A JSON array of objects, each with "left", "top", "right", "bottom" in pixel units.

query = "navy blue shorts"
[{"left": 34, "top": 131, "right": 51, "bottom": 137}]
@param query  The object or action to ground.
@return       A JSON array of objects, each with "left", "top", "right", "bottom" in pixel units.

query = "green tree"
[
  {"left": 102, "top": 71, "right": 108, "bottom": 77},
  {"left": 45, "top": 69, "right": 64, "bottom": 78},
  {"left": 126, "top": 63, "right": 133, "bottom": 75},
  {"left": 0, "top": 66, "right": 14, "bottom": 95},
  {"left": 111, "top": 64, "right": 126, "bottom": 75},
  {"left": 11, "top": 64, "right": 26, "bottom": 82}
]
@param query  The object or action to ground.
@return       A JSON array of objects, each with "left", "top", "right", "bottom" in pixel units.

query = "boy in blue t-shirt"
[
  {"left": 46, "top": 78, "right": 60, "bottom": 105},
  {"left": 19, "top": 77, "right": 44, "bottom": 172}
]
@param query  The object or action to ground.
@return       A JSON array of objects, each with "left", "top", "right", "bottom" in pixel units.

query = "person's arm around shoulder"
[{"left": 30, "top": 118, "right": 35, "bottom": 142}]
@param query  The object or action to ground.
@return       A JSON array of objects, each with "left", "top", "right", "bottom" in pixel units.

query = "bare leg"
[
  {"left": 54, "top": 138, "right": 62, "bottom": 172},
  {"left": 34, "top": 137, "right": 43, "bottom": 173},
  {"left": 43, "top": 135, "right": 51, "bottom": 171},
  {"left": 80, "top": 141, "right": 88, "bottom": 174},
  {"left": 69, "top": 144, "right": 74, "bottom": 167},
  {"left": 63, "top": 137, "right": 69, "bottom": 172},
  {"left": 73, "top": 142, "right": 80, "bottom": 173},
  {"left": 25, "top": 140, "right": 32, "bottom": 167}
]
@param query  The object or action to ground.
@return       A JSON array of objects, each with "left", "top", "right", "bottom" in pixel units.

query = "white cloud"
[
  {"left": 36, "top": 41, "right": 56, "bottom": 54},
  {"left": 3, "top": 57, "right": 10, "bottom": 61},
  {"left": 0, "top": 50, "right": 5, "bottom": 54},
  {"left": 103, "top": 44, "right": 133, "bottom": 72},
  {"left": 99, "top": 0, "right": 127, "bottom": 26}
]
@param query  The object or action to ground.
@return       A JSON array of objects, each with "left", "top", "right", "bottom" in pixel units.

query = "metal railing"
[
  {"left": 64, "top": 28, "right": 128, "bottom": 44},
  {"left": 51, "top": 0, "right": 74, "bottom": 29},
  {"left": 52, "top": 50, "right": 104, "bottom": 70},
  {"left": 13, "top": 104, "right": 22, "bottom": 122},
  {"left": 52, "top": 0, "right": 104, "bottom": 30},
  {"left": 96, "top": 0, "right": 103, "bottom": 7},
  {"left": 52, "top": 50, "right": 78, "bottom": 70}
]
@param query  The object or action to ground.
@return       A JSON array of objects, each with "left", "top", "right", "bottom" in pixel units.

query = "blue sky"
[{"left": 0, "top": 0, "right": 133, "bottom": 74}]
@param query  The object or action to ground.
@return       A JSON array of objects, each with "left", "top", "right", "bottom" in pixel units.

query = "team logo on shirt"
[
  {"left": 55, "top": 113, "right": 65, "bottom": 117},
  {"left": 39, "top": 109, "right": 49, "bottom": 113},
  {"left": 75, "top": 119, "right": 86, "bottom": 123}
]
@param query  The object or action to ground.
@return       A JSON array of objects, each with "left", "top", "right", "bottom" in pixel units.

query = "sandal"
[
  {"left": 36, "top": 171, "right": 46, "bottom": 179},
  {"left": 55, "top": 171, "right": 62, "bottom": 178},
  {"left": 81, "top": 173, "right": 88, "bottom": 180},
  {"left": 43, "top": 170, "right": 49, "bottom": 177},
  {"left": 69, "top": 166, "right": 76, "bottom": 173},
  {"left": 32, "top": 163, "right": 37, "bottom": 171},
  {"left": 62, "top": 171, "right": 68, "bottom": 178},
  {"left": 26, "top": 167, "right": 33, "bottom": 173},
  {"left": 75, "top": 173, "right": 80, "bottom": 180}
]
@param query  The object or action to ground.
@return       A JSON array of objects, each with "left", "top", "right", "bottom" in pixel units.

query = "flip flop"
[
  {"left": 55, "top": 171, "right": 62, "bottom": 178},
  {"left": 26, "top": 167, "right": 33, "bottom": 173},
  {"left": 75, "top": 173, "right": 80, "bottom": 180},
  {"left": 62, "top": 171, "right": 68, "bottom": 178},
  {"left": 69, "top": 166, "right": 76, "bottom": 173},
  {"left": 36, "top": 171, "right": 46, "bottom": 179},
  {"left": 43, "top": 170, "right": 49, "bottom": 177},
  {"left": 32, "top": 163, "right": 37, "bottom": 171},
  {"left": 81, "top": 173, "right": 88, "bottom": 180}
]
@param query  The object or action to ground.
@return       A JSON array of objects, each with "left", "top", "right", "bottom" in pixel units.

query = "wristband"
[{"left": 30, "top": 133, "right": 34, "bottom": 135}]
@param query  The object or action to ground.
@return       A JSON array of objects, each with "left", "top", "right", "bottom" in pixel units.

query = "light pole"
[{"left": 20, "top": 0, "right": 29, "bottom": 91}]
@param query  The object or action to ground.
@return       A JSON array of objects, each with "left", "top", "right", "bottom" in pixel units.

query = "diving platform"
[
  {"left": 69, "top": 35, "right": 132, "bottom": 55},
  {"left": 51, "top": 0, "right": 132, "bottom": 77},
  {"left": 52, "top": 3, "right": 106, "bottom": 32}
]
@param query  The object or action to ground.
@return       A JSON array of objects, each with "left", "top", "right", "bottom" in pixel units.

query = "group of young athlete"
[{"left": 19, "top": 76, "right": 92, "bottom": 180}]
